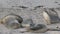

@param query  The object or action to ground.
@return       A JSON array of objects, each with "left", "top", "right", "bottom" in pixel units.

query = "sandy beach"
[{"left": 0, "top": 0, "right": 60, "bottom": 34}]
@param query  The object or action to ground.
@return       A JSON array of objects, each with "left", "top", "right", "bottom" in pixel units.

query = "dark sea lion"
[{"left": 27, "top": 24, "right": 47, "bottom": 33}]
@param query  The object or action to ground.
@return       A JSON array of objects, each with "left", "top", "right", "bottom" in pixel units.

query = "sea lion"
[
  {"left": 27, "top": 24, "right": 47, "bottom": 33},
  {"left": 0, "top": 14, "right": 23, "bottom": 29},
  {"left": 43, "top": 8, "right": 59, "bottom": 25},
  {"left": 26, "top": 24, "right": 60, "bottom": 33}
]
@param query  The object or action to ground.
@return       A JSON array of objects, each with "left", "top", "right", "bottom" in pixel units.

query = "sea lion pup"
[
  {"left": 0, "top": 14, "right": 23, "bottom": 29},
  {"left": 43, "top": 8, "right": 59, "bottom": 25},
  {"left": 27, "top": 24, "right": 47, "bottom": 33},
  {"left": 26, "top": 24, "right": 60, "bottom": 33}
]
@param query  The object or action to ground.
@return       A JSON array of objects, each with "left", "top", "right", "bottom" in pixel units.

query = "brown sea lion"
[{"left": 0, "top": 14, "right": 23, "bottom": 29}]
